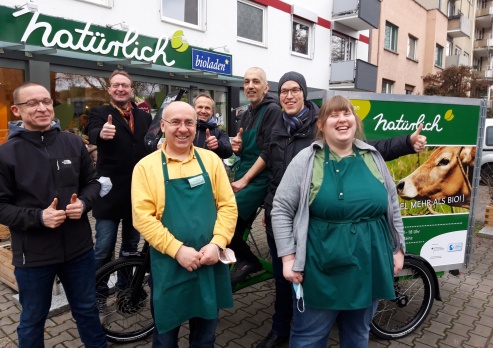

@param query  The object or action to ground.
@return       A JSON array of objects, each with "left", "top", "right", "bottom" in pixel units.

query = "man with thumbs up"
[
  {"left": 88, "top": 70, "right": 152, "bottom": 273},
  {"left": 0, "top": 82, "right": 106, "bottom": 346},
  {"left": 193, "top": 93, "right": 232, "bottom": 159}
]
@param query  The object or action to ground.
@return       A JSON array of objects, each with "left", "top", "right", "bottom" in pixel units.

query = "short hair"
[
  {"left": 109, "top": 70, "right": 133, "bottom": 86},
  {"left": 316, "top": 95, "right": 365, "bottom": 142},
  {"left": 12, "top": 82, "right": 46, "bottom": 104},
  {"left": 193, "top": 93, "right": 215, "bottom": 111},
  {"left": 245, "top": 67, "right": 267, "bottom": 84}
]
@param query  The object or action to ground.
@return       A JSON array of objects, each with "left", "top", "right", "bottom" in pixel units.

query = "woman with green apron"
[{"left": 271, "top": 96, "right": 405, "bottom": 348}]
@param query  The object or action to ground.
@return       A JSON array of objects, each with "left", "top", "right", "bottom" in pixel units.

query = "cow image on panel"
[{"left": 396, "top": 146, "right": 475, "bottom": 211}]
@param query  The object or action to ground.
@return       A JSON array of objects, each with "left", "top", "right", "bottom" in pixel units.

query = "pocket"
[
  {"left": 310, "top": 221, "right": 358, "bottom": 274},
  {"left": 54, "top": 156, "right": 80, "bottom": 188}
]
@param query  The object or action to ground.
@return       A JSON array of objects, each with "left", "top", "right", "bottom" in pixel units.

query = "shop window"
[
  {"left": 384, "top": 21, "right": 398, "bottom": 52},
  {"left": 0, "top": 68, "right": 24, "bottom": 144},
  {"left": 77, "top": 0, "right": 113, "bottom": 8},
  {"left": 237, "top": 0, "right": 266, "bottom": 46},
  {"left": 292, "top": 17, "right": 313, "bottom": 58},
  {"left": 332, "top": 32, "right": 355, "bottom": 63},
  {"left": 189, "top": 88, "right": 228, "bottom": 130},
  {"left": 161, "top": 0, "right": 203, "bottom": 30},
  {"left": 50, "top": 72, "right": 168, "bottom": 135}
]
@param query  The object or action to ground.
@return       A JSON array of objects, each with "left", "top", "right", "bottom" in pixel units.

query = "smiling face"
[
  {"left": 317, "top": 109, "right": 357, "bottom": 148},
  {"left": 10, "top": 84, "right": 54, "bottom": 132},
  {"left": 160, "top": 101, "right": 197, "bottom": 157},
  {"left": 243, "top": 68, "right": 269, "bottom": 108},
  {"left": 279, "top": 80, "right": 304, "bottom": 116},
  {"left": 194, "top": 96, "right": 214, "bottom": 122},
  {"left": 108, "top": 73, "right": 133, "bottom": 107}
]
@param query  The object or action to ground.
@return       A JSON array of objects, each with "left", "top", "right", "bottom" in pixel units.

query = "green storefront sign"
[{"left": 0, "top": 5, "right": 231, "bottom": 72}]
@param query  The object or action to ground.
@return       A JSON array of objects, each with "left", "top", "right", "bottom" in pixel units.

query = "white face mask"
[{"left": 292, "top": 283, "right": 305, "bottom": 313}]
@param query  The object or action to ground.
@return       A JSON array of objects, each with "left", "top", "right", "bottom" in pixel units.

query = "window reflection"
[{"left": 0, "top": 68, "right": 24, "bottom": 144}]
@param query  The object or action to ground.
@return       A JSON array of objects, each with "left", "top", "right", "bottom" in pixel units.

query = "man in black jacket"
[
  {"left": 193, "top": 93, "right": 232, "bottom": 159},
  {"left": 0, "top": 82, "right": 106, "bottom": 347},
  {"left": 88, "top": 70, "right": 152, "bottom": 272},
  {"left": 258, "top": 71, "right": 427, "bottom": 348}
]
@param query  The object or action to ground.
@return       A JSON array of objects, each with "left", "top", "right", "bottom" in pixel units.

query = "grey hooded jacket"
[{"left": 271, "top": 139, "right": 405, "bottom": 272}]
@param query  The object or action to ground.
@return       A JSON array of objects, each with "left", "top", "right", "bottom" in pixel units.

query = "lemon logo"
[
  {"left": 171, "top": 30, "right": 189, "bottom": 53},
  {"left": 444, "top": 109, "right": 454, "bottom": 121},
  {"left": 350, "top": 100, "right": 371, "bottom": 120}
]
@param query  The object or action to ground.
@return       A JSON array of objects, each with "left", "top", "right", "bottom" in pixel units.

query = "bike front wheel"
[
  {"left": 370, "top": 257, "right": 435, "bottom": 339},
  {"left": 95, "top": 257, "right": 154, "bottom": 343}
]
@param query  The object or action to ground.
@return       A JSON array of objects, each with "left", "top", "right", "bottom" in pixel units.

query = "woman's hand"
[
  {"left": 282, "top": 255, "right": 303, "bottom": 284},
  {"left": 393, "top": 249, "right": 405, "bottom": 275}
]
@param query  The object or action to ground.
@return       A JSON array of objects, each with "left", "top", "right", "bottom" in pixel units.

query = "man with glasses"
[
  {"left": 88, "top": 70, "right": 152, "bottom": 273},
  {"left": 193, "top": 93, "right": 232, "bottom": 159},
  {"left": 0, "top": 82, "right": 106, "bottom": 346},
  {"left": 132, "top": 101, "right": 237, "bottom": 346}
]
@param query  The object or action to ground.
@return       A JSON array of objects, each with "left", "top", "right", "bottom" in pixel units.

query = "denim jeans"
[
  {"left": 94, "top": 218, "right": 140, "bottom": 271},
  {"left": 152, "top": 317, "right": 218, "bottom": 347},
  {"left": 290, "top": 297, "right": 379, "bottom": 348},
  {"left": 14, "top": 249, "right": 107, "bottom": 348},
  {"left": 266, "top": 233, "right": 292, "bottom": 338}
]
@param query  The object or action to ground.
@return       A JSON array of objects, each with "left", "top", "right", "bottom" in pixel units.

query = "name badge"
[{"left": 188, "top": 175, "right": 205, "bottom": 188}]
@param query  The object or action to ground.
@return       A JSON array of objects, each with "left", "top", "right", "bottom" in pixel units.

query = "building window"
[
  {"left": 292, "top": 17, "right": 313, "bottom": 57},
  {"left": 407, "top": 36, "right": 417, "bottom": 60},
  {"left": 446, "top": 39, "right": 453, "bottom": 56},
  {"left": 447, "top": 0, "right": 455, "bottom": 16},
  {"left": 464, "top": 52, "right": 469, "bottom": 60},
  {"left": 405, "top": 84, "right": 415, "bottom": 95},
  {"left": 77, "top": 0, "right": 113, "bottom": 7},
  {"left": 332, "top": 32, "right": 355, "bottom": 63},
  {"left": 384, "top": 22, "right": 398, "bottom": 52},
  {"left": 435, "top": 44, "right": 444, "bottom": 67},
  {"left": 455, "top": 46, "right": 462, "bottom": 56},
  {"left": 161, "top": 0, "right": 203, "bottom": 29},
  {"left": 237, "top": 0, "right": 266, "bottom": 45},
  {"left": 382, "top": 79, "right": 394, "bottom": 94}
]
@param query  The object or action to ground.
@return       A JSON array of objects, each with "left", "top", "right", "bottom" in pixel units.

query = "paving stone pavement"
[{"left": 2, "top": 211, "right": 493, "bottom": 347}]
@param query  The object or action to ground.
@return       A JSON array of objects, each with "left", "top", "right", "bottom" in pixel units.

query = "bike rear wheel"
[
  {"left": 95, "top": 257, "right": 154, "bottom": 343},
  {"left": 370, "top": 257, "right": 435, "bottom": 339}
]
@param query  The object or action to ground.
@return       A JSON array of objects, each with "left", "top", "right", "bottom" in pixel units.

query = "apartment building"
[
  {"left": 0, "top": 0, "right": 378, "bottom": 142},
  {"left": 369, "top": 0, "right": 475, "bottom": 95}
]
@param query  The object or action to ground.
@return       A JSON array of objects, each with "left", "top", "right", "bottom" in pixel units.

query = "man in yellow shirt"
[{"left": 131, "top": 101, "right": 237, "bottom": 347}]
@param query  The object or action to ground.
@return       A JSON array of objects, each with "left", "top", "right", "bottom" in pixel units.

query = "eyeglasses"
[
  {"left": 110, "top": 83, "right": 132, "bottom": 89},
  {"left": 162, "top": 119, "right": 196, "bottom": 128},
  {"left": 280, "top": 87, "right": 302, "bottom": 97},
  {"left": 15, "top": 98, "right": 53, "bottom": 108}
]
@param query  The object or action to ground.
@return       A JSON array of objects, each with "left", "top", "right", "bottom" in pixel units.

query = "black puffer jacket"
[
  {"left": 193, "top": 119, "right": 232, "bottom": 159},
  {"left": 0, "top": 120, "right": 100, "bottom": 267},
  {"left": 264, "top": 101, "right": 416, "bottom": 237}
]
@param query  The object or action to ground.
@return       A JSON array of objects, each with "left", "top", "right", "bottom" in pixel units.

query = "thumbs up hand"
[
  {"left": 410, "top": 123, "right": 427, "bottom": 153},
  {"left": 65, "top": 193, "right": 84, "bottom": 220},
  {"left": 231, "top": 127, "right": 243, "bottom": 154},
  {"left": 205, "top": 128, "right": 219, "bottom": 150},
  {"left": 100, "top": 114, "right": 116, "bottom": 140},
  {"left": 42, "top": 198, "right": 67, "bottom": 228}
]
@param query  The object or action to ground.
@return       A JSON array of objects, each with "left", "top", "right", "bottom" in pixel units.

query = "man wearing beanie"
[{"left": 258, "top": 71, "right": 427, "bottom": 348}]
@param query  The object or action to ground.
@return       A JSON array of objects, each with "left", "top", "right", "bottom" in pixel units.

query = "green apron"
[
  {"left": 303, "top": 145, "right": 395, "bottom": 310},
  {"left": 233, "top": 105, "right": 269, "bottom": 220},
  {"left": 150, "top": 150, "right": 233, "bottom": 334}
]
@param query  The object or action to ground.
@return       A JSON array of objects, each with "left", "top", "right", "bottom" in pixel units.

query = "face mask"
[{"left": 292, "top": 282, "right": 305, "bottom": 313}]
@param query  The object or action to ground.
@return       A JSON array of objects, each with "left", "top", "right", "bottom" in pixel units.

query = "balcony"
[
  {"left": 476, "top": 1, "right": 493, "bottom": 28},
  {"left": 445, "top": 54, "right": 469, "bottom": 68},
  {"left": 447, "top": 13, "right": 471, "bottom": 38},
  {"left": 329, "top": 59, "right": 377, "bottom": 92},
  {"left": 332, "top": 0, "right": 380, "bottom": 31},
  {"left": 474, "top": 37, "right": 493, "bottom": 57}
]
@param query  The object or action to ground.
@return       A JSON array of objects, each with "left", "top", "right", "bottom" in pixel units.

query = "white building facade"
[{"left": 0, "top": 0, "right": 377, "bottom": 138}]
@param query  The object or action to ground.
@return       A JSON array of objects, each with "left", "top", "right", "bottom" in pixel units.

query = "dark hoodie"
[
  {"left": 0, "top": 119, "right": 100, "bottom": 267},
  {"left": 193, "top": 118, "right": 233, "bottom": 159}
]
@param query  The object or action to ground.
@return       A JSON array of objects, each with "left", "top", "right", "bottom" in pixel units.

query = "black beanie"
[{"left": 278, "top": 71, "right": 308, "bottom": 102}]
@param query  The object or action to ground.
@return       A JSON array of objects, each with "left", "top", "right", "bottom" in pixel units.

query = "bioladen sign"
[{"left": 0, "top": 5, "right": 232, "bottom": 74}]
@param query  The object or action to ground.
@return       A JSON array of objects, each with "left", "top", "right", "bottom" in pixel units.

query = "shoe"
[
  {"left": 230, "top": 259, "right": 263, "bottom": 287},
  {"left": 256, "top": 331, "right": 289, "bottom": 348}
]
